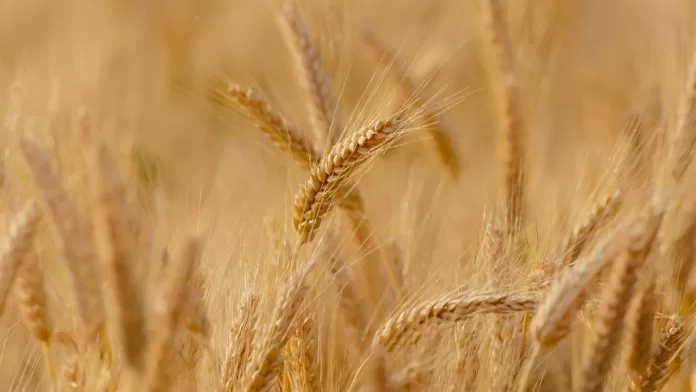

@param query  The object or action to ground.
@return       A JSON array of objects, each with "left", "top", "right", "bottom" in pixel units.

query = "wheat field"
[{"left": 0, "top": 0, "right": 695, "bottom": 391}]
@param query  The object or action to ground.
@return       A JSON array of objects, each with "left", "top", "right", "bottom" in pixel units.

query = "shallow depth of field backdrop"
[{"left": 0, "top": 0, "right": 695, "bottom": 391}]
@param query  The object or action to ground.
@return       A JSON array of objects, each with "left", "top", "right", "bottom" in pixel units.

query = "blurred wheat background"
[{"left": 0, "top": 0, "right": 695, "bottom": 391}]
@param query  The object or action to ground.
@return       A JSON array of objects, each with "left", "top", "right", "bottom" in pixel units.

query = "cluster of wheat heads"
[{"left": 6, "top": 1, "right": 696, "bottom": 392}]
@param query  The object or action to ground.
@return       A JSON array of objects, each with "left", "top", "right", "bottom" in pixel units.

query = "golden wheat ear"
[
  {"left": 293, "top": 114, "right": 407, "bottom": 245},
  {"left": 84, "top": 135, "right": 148, "bottom": 372},
  {"left": 143, "top": 237, "right": 202, "bottom": 392},
  {"left": 373, "top": 290, "right": 539, "bottom": 352},
  {"left": 19, "top": 137, "right": 108, "bottom": 354},
  {"left": 241, "top": 260, "right": 316, "bottom": 392},
  {"left": 576, "top": 208, "right": 662, "bottom": 392},
  {"left": 277, "top": 1, "right": 341, "bottom": 148},
  {"left": 480, "top": 0, "right": 526, "bottom": 236},
  {"left": 221, "top": 293, "right": 260, "bottom": 391},
  {"left": 0, "top": 199, "right": 41, "bottom": 319}
]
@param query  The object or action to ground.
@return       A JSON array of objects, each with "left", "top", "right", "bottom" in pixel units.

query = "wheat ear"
[
  {"left": 293, "top": 115, "right": 405, "bottom": 244},
  {"left": 633, "top": 316, "right": 687, "bottom": 392},
  {"left": 374, "top": 291, "right": 538, "bottom": 352},
  {"left": 576, "top": 208, "right": 662, "bottom": 392},
  {"left": 625, "top": 267, "right": 657, "bottom": 381},
  {"left": 481, "top": 0, "right": 525, "bottom": 235},
  {"left": 144, "top": 237, "right": 201, "bottom": 392},
  {"left": 530, "top": 216, "right": 634, "bottom": 349},
  {"left": 360, "top": 27, "right": 460, "bottom": 178},
  {"left": 85, "top": 138, "right": 148, "bottom": 371},
  {"left": 668, "top": 50, "right": 696, "bottom": 183},
  {"left": 278, "top": 2, "right": 340, "bottom": 147},
  {"left": 221, "top": 293, "right": 260, "bottom": 391},
  {"left": 560, "top": 190, "right": 622, "bottom": 267},
  {"left": 226, "top": 84, "right": 319, "bottom": 168},
  {"left": 19, "top": 137, "right": 107, "bottom": 344},
  {"left": 242, "top": 260, "right": 316, "bottom": 392}
]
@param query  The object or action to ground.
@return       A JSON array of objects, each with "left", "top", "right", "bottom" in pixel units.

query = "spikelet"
[
  {"left": 278, "top": 2, "right": 341, "bottom": 147},
  {"left": 576, "top": 207, "right": 662, "bottom": 392},
  {"left": 0, "top": 199, "right": 41, "bottom": 319},
  {"left": 242, "top": 260, "right": 315, "bottom": 392},
  {"left": 144, "top": 237, "right": 202, "bottom": 392},
  {"left": 293, "top": 115, "right": 405, "bottom": 244}
]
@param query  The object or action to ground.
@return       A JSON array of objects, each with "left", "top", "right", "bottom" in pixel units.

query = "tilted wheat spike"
[
  {"left": 241, "top": 260, "right": 316, "bottom": 392},
  {"left": 481, "top": 0, "right": 525, "bottom": 236},
  {"left": 576, "top": 207, "right": 662, "bottom": 392},
  {"left": 360, "top": 27, "right": 461, "bottom": 178},
  {"left": 559, "top": 190, "right": 622, "bottom": 267},
  {"left": 19, "top": 137, "right": 109, "bottom": 356},
  {"left": 373, "top": 290, "right": 539, "bottom": 352},
  {"left": 144, "top": 237, "right": 201, "bottom": 392},
  {"left": 278, "top": 1, "right": 341, "bottom": 147},
  {"left": 293, "top": 114, "right": 406, "bottom": 244}
]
